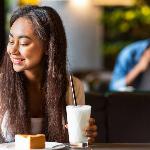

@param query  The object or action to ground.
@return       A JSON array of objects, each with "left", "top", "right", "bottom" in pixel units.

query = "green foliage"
[
  {"left": 102, "top": 5, "right": 150, "bottom": 40},
  {"left": 102, "top": 41, "right": 132, "bottom": 56},
  {"left": 5, "top": 0, "right": 13, "bottom": 11},
  {"left": 101, "top": 2, "right": 150, "bottom": 69}
]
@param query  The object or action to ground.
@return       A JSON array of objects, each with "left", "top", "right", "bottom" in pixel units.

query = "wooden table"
[{"left": 67, "top": 143, "right": 150, "bottom": 150}]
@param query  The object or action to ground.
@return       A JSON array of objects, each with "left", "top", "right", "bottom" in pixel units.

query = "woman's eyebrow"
[
  {"left": 9, "top": 32, "right": 32, "bottom": 40},
  {"left": 18, "top": 35, "right": 32, "bottom": 40}
]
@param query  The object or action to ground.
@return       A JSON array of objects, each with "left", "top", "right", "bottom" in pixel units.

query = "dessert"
[{"left": 15, "top": 134, "right": 45, "bottom": 149}]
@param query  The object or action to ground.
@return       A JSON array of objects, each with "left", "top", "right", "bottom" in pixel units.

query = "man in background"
[{"left": 109, "top": 39, "right": 150, "bottom": 91}]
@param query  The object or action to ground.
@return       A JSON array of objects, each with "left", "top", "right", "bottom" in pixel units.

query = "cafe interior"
[{"left": 1, "top": 0, "right": 150, "bottom": 148}]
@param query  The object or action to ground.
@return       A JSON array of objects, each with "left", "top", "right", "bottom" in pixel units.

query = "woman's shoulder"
[
  {"left": 72, "top": 76, "right": 83, "bottom": 88},
  {"left": 66, "top": 76, "right": 85, "bottom": 105}
]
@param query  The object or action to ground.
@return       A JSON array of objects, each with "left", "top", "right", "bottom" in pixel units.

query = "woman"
[{"left": 0, "top": 5, "right": 97, "bottom": 143}]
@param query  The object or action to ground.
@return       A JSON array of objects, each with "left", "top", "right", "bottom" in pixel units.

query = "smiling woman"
[
  {"left": 7, "top": 18, "right": 45, "bottom": 73},
  {"left": 0, "top": 5, "right": 97, "bottom": 143}
]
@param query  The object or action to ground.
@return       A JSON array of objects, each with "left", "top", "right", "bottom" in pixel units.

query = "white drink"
[{"left": 66, "top": 105, "right": 91, "bottom": 147}]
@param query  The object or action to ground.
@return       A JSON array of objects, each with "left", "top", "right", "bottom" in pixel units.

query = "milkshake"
[{"left": 66, "top": 105, "right": 91, "bottom": 147}]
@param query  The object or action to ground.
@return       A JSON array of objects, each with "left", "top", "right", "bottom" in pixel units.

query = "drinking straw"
[{"left": 69, "top": 74, "right": 77, "bottom": 106}]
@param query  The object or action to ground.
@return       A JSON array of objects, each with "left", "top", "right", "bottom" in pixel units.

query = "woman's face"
[{"left": 7, "top": 17, "right": 45, "bottom": 73}]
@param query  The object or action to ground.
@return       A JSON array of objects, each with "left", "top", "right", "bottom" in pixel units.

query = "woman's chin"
[{"left": 13, "top": 66, "right": 24, "bottom": 72}]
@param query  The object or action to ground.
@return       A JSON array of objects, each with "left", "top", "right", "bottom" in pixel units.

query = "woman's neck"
[
  {"left": 23, "top": 65, "right": 44, "bottom": 85},
  {"left": 24, "top": 71, "right": 42, "bottom": 85},
  {"left": 24, "top": 67, "right": 44, "bottom": 118}
]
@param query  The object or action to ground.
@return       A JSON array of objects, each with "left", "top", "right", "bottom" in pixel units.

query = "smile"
[{"left": 12, "top": 58, "right": 25, "bottom": 65}]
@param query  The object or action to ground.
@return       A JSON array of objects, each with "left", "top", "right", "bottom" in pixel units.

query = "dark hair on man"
[{"left": 0, "top": 5, "right": 68, "bottom": 142}]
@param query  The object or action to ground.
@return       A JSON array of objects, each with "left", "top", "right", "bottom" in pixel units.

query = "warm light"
[
  {"left": 93, "top": 0, "right": 135, "bottom": 6},
  {"left": 70, "top": 0, "right": 89, "bottom": 7},
  {"left": 18, "top": 0, "right": 41, "bottom": 6}
]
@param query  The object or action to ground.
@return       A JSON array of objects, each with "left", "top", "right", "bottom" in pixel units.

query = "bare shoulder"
[
  {"left": 72, "top": 76, "right": 85, "bottom": 105},
  {"left": 72, "top": 76, "right": 83, "bottom": 88},
  {"left": 66, "top": 76, "right": 85, "bottom": 105}
]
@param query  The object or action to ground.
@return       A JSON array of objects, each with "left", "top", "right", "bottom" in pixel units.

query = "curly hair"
[{"left": 0, "top": 5, "right": 68, "bottom": 142}]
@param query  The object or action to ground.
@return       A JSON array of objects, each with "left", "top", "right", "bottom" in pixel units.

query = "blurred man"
[{"left": 109, "top": 39, "right": 150, "bottom": 91}]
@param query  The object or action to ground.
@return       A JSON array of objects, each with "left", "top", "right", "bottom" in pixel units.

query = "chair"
[
  {"left": 107, "top": 92, "right": 150, "bottom": 143},
  {"left": 85, "top": 92, "right": 107, "bottom": 143}
]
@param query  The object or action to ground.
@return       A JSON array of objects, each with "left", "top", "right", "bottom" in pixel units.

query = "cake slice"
[{"left": 15, "top": 134, "right": 45, "bottom": 149}]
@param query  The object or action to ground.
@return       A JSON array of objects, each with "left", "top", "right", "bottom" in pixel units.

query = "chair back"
[
  {"left": 85, "top": 92, "right": 107, "bottom": 142},
  {"left": 107, "top": 92, "right": 150, "bottom": 143}
]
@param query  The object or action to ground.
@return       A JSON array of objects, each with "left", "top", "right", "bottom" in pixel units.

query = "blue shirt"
[{"left": 109, "top": 39, "right": 150, "bottom": 91}]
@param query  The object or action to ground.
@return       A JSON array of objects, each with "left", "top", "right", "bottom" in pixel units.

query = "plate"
[{"left": 0, "top": 142, "right": 66, "bottom": 150}]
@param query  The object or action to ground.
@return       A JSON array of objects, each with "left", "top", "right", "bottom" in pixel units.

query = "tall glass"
[{"left": 66, "top": 105, "right": 91, "bottom": 148}]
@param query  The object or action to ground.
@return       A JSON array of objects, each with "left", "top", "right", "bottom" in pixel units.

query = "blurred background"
[{"left": 1, "top": 0, "right": 150, "bottom": 93}]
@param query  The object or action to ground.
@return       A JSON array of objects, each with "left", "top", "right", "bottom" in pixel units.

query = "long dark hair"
[{"left": 0, "top": 5, "right": 68, "bottom": 142}]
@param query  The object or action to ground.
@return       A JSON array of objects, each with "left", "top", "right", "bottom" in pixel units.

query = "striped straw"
[{"left": 69, "top": 74, "right": 77, "bottom": 106}]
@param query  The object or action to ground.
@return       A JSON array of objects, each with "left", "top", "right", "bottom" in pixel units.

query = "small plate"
[{"left": 0, "top": 142, "right": 66, "bottom": 150}]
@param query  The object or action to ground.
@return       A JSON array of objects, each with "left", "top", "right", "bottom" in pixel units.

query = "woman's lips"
[{"left": 12, "top": 58, "right": 25, "bottom": 65}]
